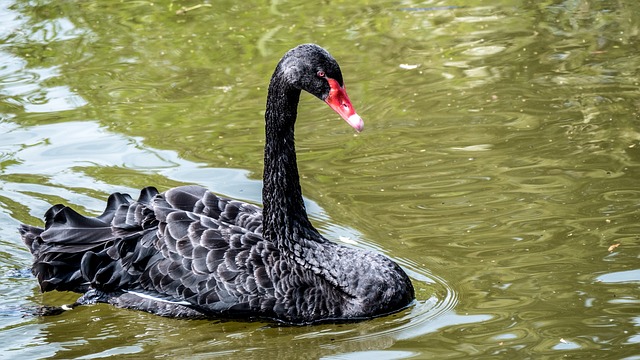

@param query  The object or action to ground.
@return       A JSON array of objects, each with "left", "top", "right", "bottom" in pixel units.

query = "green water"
[{"left": 1, "top": 0, "right": 639, "bottom": 358}]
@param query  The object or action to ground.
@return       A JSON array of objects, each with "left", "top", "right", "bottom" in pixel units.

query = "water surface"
[{"left": 1, "top": 0, "right": 639, "bottom": 358}]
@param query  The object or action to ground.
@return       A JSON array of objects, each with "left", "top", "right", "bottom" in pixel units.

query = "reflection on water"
[
  {"left": 596, "top": 269, "right": 640, "bottom": 284},
  {"left": 0, "top": 1, "right": 88, "bottom": 114},
  {"left": 1, "top": 0, "right": 640, "bottom": 358}
]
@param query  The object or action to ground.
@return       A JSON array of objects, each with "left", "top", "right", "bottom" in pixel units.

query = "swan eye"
[{"left": 316, "top": 71, "right": 325, "bottom": 78}]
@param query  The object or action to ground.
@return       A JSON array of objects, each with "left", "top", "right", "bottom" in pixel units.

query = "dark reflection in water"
[{"left": 1, "top": 0, "right": 640, "bottom": 358}]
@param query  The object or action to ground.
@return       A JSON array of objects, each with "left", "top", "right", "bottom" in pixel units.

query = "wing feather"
[{"left": 22, "top": 185, "right": 290, "bottom": 319}]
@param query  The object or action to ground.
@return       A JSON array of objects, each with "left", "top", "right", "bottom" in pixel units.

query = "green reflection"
[{"left": 1, "top": 0, "right": 640, "bottom": 358}]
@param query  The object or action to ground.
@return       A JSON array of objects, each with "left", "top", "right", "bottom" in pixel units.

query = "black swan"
[{"left": 19, "top": 44, "right": 415, "bottom": 324}]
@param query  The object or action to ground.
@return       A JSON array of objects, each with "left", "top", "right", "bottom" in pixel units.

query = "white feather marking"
[{"left": 126, "top": 290, "right": 191, "bottom": 306}]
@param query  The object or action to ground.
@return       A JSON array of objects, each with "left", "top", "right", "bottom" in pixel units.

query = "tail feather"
[
  {"left": 20, "top": 188, "right": 157, "bottom": 293},
  {"left": 19, "top": 224, "right": 43, "bottom": 250}
]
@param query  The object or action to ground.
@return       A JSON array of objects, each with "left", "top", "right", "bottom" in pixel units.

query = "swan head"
[{"left": 278, "top": 44, "right": 364, "bottom": 132}]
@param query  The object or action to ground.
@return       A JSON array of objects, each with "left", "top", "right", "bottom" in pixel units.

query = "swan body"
[{"left": 20, "top": 44, "right": 414, "bottom": 324}]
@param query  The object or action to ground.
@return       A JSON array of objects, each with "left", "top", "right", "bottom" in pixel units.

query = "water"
[{"left": 1, "top": 0, "right": 639, "bottom": 358}]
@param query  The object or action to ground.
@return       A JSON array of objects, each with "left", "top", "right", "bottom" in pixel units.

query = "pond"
[{"left": 1, "top": 0, "right": 639, "bottom": 358}]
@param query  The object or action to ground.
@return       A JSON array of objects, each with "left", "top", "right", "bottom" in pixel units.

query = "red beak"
[{"left": 324, "top": 78, "right": 364, "bottom": 132}]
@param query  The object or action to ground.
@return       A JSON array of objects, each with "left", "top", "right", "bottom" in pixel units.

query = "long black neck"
[{"left": 262, "top": 72, "right": 321, "bottom": 247}]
